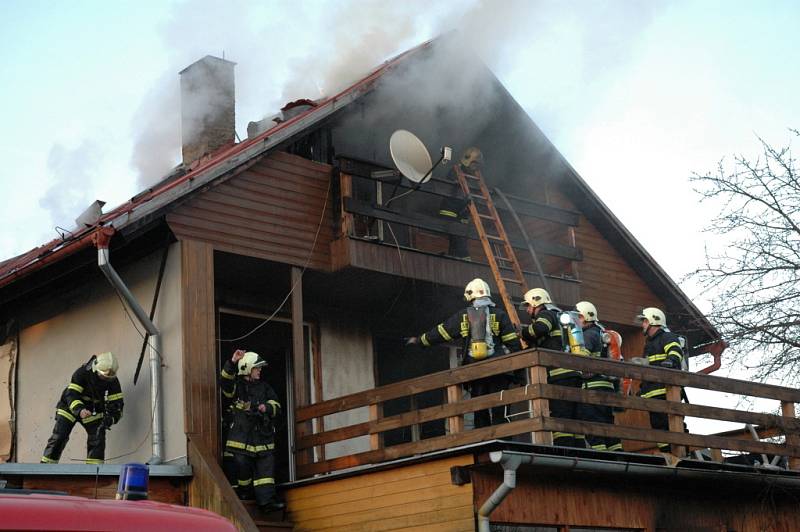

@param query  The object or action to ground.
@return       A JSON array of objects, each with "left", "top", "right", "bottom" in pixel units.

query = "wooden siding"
[
  {"left": 473, "top": 467, "right": 800, "bottom": 530},
  {"left": 285, "top": 454, "right": 475, "bottom": 531},
  {"left": 168, "top": 151, "right": 334, "bottom": 272},
  {"left": 181, "top": 239, "right": 218, "bottom": 456},
  {"left": 574, "top": 214, "right": 664, "bottom": 325}
]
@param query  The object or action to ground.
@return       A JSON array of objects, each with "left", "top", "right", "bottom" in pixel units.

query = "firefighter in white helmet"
[
  {"left": 574, "top": 301, "right": 622, "bottom": 452},
  {"left": 221, "top": 349, "right": 284, "bottom": 512},
  {"left": 636, "top": 307, "right": 685, "bottom": 453},
  {"left": 519, "top": 288, "right": 585, "bottom": 447},
  {"left": 405, "top": 278, "right": 521, "bottom": 427},
  {"left": 41, "top": 352, "right": 124, "bottom": 464}
]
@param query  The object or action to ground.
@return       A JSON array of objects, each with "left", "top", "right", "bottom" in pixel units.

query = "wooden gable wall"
[{"left": 167, "top": 151, "right": 334, "bottom": 272}]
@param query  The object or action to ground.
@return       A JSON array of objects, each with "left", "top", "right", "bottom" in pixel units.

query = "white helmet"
[
  {"left": 92, "top": 352, "right": 119, "bottom": 379},
  {"left": 575, "top": 301, "right": 598, "bottom": 322},
  {"left": 238, "top": 351, "right": 267, "bottom": 376},
  {"left": 523, "top": 288, "right": 551, "bottom": 308},
  {"left": 636, "top": 307, "right": 666, "bottom": 327},
  {"left": 464, "top": 278, "right": 491, "bottom": 301}
]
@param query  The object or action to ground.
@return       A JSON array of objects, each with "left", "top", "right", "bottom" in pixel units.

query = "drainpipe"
[
  {"left": 94, "top": 227, "right": 164, "bottom": 464},
  {"left": 477, "top": 451, "right": 531, "bottom": 532},
  {"left": 697, "top": 339, "right": 727, "bottom": 375}
]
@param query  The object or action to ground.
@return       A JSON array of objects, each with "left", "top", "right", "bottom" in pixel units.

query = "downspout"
[
  {"left": 477, "top": 451, "right": 531, "bottom": 532},
  {"left": 94, "top": 228, "right": 164, "bottom": 464},
  {"left": 697, "top": 339, "right": 727, "bottom": 375}
]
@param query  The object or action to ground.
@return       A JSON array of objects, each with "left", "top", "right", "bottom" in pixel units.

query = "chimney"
[{"left": 179, "top": 55, "right": 236, "bottom": 165}]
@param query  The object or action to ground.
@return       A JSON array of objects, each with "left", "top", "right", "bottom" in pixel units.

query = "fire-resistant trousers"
[
  {"left": 41, "top": 411, "right": 106, "bottom": 464},
  {"left": 576, "top": 388, "right": 621, "bottom": 451},
  {"left": 233, "top": 451, "right": 276, "bottom": 506},
  {"left": 469, "top": 374, "right": 510, "bottom": 428},
  {"left": 548, "top": 376, "right": 585, "bottom": 448}
]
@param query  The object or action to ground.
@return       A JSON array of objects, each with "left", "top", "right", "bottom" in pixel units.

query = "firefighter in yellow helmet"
[
  {"left": 221, "top": 349, "right": 285, "bottom": 512},
  {"left": 573, "top": 301, "right": 622, "bottom": 452},
  {"left": 519, "top": 289, "right": 585, "bottom": 447},
  {"left": 405, "top": 278, "right": 521, "bottom": 427},
  {"left": 41, "top": 352, "right": 124, "bottom": 464},
  {"left": 437, "top": 147, "right": 484, "bottom": 260},
  {"left": 636, "top": 307, "right": 685, "bottom": 453}
]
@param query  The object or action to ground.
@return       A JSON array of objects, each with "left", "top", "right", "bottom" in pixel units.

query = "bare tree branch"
[{"left": 689, "top": 129, "right": 800, "bottom": 385}]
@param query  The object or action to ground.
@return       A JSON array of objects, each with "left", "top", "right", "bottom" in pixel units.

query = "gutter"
[
  {"left": 94, "top": 228, "right": 164, "bottom": 464},
  {"left": 477, "top": 450, "right": 800, "bottom": 529}
]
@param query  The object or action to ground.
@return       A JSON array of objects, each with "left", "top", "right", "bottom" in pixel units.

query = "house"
[{"left": 1, "top": 37, "right": 799, "bottom": 531}]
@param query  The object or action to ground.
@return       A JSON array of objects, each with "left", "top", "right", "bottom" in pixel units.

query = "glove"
[
  {"left": 102, "top": 415, "right": 114, "bottom": 430},
  {"left": 659, "top": 360, "right": 678, "bottom": 369},
  {"left": 404, "top": 336, "right": 419, "bottom": 346}
]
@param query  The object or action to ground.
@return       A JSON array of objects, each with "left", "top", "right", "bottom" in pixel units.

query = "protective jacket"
[
  {"left": 521, "top": 306, "right": 580, "bottom": 381},
  {"left": 418, "top": 302, "right": 521, "bottom": 360},
  {"left": 640, "top": 328, "right": 684, "bottom": 399},
  {"left": 57, "top": 359, "right": 124, "bottom": 426},
  {"left": 221, "top": 360, "right": 282, "bottom": 457},
  {"left": 581, "top": 323, "right": 615, "bottom": 391}
]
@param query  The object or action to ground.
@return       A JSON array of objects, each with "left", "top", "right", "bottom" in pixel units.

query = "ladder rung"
[
  {"left": 486, "top": 235, "right": 504, "bottom": 241},
  {"left": 500, "top": 277, "right": 523, "bottom": 284},
  {"left": 463, "top": 173, "right": 480, "bottom": 180},
  {"left": 477, "top": 214, "right": 494, "bottom": 220}
]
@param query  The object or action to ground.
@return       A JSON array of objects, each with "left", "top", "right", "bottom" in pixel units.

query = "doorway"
[{"left": 217, "top": 308, "right": 311, "bottom": 483}]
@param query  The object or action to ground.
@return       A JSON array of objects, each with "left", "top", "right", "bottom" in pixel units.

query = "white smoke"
[{"left": 40, "top": 141, "right": 104, "bottom": 230}]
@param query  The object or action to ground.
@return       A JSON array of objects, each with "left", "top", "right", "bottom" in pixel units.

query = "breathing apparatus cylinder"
[
  {"left": 559, "top": 311, "right": 585, "bottom": 354},
  {"left": 467, "top": 306, "right": 494, "bottom": 360}
]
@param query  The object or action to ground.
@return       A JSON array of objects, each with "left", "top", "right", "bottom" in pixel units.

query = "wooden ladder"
[{"left": 453, "top": 165, "right": 528, "bottom": 325}]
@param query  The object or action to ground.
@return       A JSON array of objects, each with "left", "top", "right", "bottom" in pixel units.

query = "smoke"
[
  {"left": 40, "top": 141, "right": 104, "bottom": 230},
  {"left": 123, "top": 0, "right": 665, "bottom": 189}
]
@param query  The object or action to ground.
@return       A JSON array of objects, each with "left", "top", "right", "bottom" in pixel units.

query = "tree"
[{"left": 690, "top": 129, "right": 800, "bottom": 384}]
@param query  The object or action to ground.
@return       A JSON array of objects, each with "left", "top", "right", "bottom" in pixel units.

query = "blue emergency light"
[{"left": 116, "top": 463, "right": 149, "bottom": 500}]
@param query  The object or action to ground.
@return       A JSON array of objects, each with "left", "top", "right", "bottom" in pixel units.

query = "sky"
[{"left": 1, "top": 1, "right": 798, "bottom": 427}]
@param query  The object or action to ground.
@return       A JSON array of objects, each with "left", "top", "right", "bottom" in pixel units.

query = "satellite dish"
[{"left": 389, "top": 130, "right": 433, "bottom": 184}]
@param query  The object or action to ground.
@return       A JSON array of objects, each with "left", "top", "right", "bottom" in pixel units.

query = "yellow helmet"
[
  {"left": 238, "top": 351, "right": 267, "bottom": 376},
  {"left": 636, "top": 307, "right": 666, "bottom": 327},
  {"left": 460, "top": 147, "right": 483, "bottom": 169},
  {"left": 575, "top": 301, "right": 598, "bottom": 322},
  {"left": 464, "top": 278, "right": 491, "bottom": 301},
  {"left": 92, "top": 352, "right": 119, "bottom": 379},
  {"left": 523, "top": 288, "right": 551, "bottom": 308}
]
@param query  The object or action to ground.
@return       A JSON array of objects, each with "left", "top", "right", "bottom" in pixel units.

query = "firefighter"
[
  {"left": 221, "top": 350, "right": 285, "bottom": 512},
  {"left": 637, "top": 307, "right": 684, "bottom": 453},
  {"left": 574, "top": 301, "right": 622, "bottom": 452},
  {"left": 437, "top": 148, "right": 482, "bottom": 259},
  {"left": 520, "top": 288, "right": 585, "bottom": 447},
  {"left": 405, "top": 278, "right": 521, "bottom": 428},
  {"left": 41, "top": 352, "right": 124, "bottom": 464}
]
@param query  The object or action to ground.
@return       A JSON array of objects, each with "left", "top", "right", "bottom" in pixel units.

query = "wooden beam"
[
  {"left": 180, "top": 239, "right": 217, "bottom": 457},
  {"left": 528, "top": 366, "right": 552, "bottom": 445},
  {"left": 537, "top": 384, "right": 800, "bottom": 431},
  {"left": 536, "top": 350, "right": 800, "bottom": 402},
  {"left": 541, "top": 418, "right": 800, "bottom": 457},
  {"left": 782, "top": 401, "right": 800, "bottom": 470},
  {"left": 344, "top": 198, "right": 582, "bottom": 261},
  {"left": 447, "top": 385, "right": 464, "bottom": 435},
  {"left": 291, "top": 266, "right": 310, "bottom": 466},
  {"left": 296, "top": 416, "right": 546, "bottom": 478},
  {"left": 295, "top": 351, "right": 541, "bottom": 422},
  {"left": 666, "top": 385, "right": 686, "bottom": 457}
]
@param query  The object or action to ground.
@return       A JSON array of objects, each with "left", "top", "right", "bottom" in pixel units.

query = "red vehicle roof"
[{"left": 0, "top": 493, "right": 237, "bottom": 531}]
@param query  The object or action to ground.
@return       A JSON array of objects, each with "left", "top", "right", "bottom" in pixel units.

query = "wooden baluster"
[
  {"left": 666, "top": 385, "right": 686, "bottom": 458},
  {"left": 447, "top": 385, "right": 464, "bottom": 434},
  {"left": 528, "top": 363, "right": 552, "bottom": 445},
  {"left": 369, "top": 403, "right": 383, "bottom": 451},
  {"left": 781, "top": 401, "right": 800, "bottom": 470}
]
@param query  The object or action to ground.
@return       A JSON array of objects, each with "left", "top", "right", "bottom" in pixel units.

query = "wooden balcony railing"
[{"left": 293, "top": 348, "right": 800, "bottom": 479}]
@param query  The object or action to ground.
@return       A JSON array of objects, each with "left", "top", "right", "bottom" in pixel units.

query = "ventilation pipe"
[{"left": 94, "top": 228, "right": 164, "bottom": 464}]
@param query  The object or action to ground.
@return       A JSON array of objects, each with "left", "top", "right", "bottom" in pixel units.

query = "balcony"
[
  {"left": 292, "top": 348, "right": 800, "bottom": 479},
  {"left": 329, "top": 156, "right": 582, "bottom": 303}
]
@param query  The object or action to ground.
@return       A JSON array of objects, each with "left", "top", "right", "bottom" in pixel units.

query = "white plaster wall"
[
  {"left": 16, "top": 242, "right": 185, "bottom": 464},
  {"left": 319, "top": 316, "right": 374, "bottom": 459}
]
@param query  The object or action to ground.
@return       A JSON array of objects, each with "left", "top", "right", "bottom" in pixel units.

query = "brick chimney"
[{"left": 179, "top": 55, "right": 236, "bottom": 165}]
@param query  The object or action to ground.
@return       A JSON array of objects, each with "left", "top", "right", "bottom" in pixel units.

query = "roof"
[{"left": 0, "top": 36, "right": 720, "bottom": 346}]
